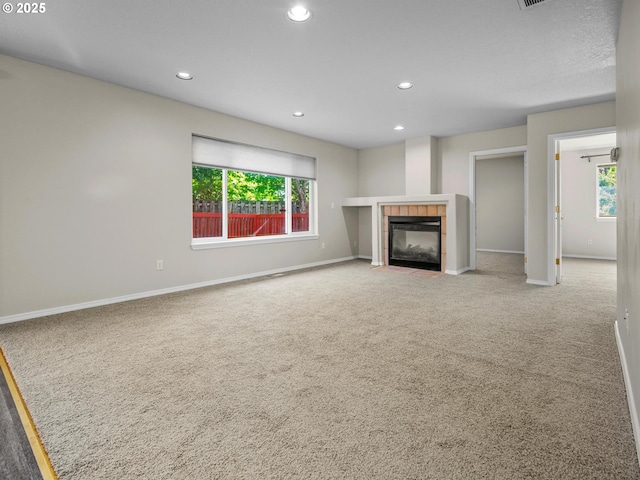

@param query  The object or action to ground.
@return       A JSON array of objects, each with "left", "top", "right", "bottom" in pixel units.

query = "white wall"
[
  {"left": 615, "top": 0, "right": 640, "bottom": 460},
  {"left": 355, "top": 143, "right": 405, "bottom": 257},
  {"left": 405, "top": 136, "right": 438, "bottom": 195},
  {"left": 439, "top": 126, "right": 527, "bottom": 196},
  {"left": 475, "top": 156, "right": 525, "bottom": 253},
  {"left": 0, "top": 54, "right": 359, "bottom": 319},
  {"left": 561, "top": 146, "right": 616, "bottom": 259},
  {"left": 357, "top": 143, "right": 405, "bottom": 197}
]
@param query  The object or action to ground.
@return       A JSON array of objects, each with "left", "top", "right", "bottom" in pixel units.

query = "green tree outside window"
[{"left": 597, "top": 164, "right": 616, "bottom": 217}]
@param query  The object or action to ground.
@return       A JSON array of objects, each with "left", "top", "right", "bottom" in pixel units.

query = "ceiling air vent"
[{"left": 517, "top": 0, "right": 553, "bottom": 10}]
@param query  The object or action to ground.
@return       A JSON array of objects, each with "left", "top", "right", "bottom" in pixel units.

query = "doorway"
[
  {"left": 548, "top": 128, "right": 617, "bottom": 284},
  {"left": 469, "top": 146, "right": 528, "bottom": 276}
]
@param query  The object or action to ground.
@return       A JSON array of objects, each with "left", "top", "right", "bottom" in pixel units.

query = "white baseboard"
[
  {"left": 356, "top": 255, "right": 372, "bottom": 260},
  {"left": 615, "top": 320, "right": 640, "bottom": 465},
  {"left": 562, "top": 254, "right": 617, "bottom": 261},
  {"left": 0, "top": 256, "right": 358, "bottom": 325},
  {"left": 477, "top": 249, "right": 525, "bottom": 254},
  {"left": 526, "top": 278, "right": 553, "bottom": 286},
  {"left": 446, "top": 266, "right": 472, "bottom": 275}
]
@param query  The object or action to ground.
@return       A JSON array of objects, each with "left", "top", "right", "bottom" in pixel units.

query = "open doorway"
[
  {"left": 548, "top": 128, "right": 617, "bottom": 284},
  {"left": 469, "top": 146, "right": 528, "bottom": 278}
]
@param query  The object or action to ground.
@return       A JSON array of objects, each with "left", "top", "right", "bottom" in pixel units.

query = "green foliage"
[
  {"left": 192, "top": 167, "right": 310, "bottom": 212},
  {"left": 193, "top": 166, "right": 287, "bottom": 201},
  {"left": 192, "top": 166, "right": 222, "bottom": 201},
  {"left": 598, "top": 165, "right": 616, "bottom": 187},
  {"left": 597, "top": 165, "right": 617, "bottom": 216},
  {"left": 227, "top": 171, "right": 284, "bottom": 201}
]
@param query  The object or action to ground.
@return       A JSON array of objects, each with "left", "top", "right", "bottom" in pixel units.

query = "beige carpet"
[{"left": 0, "top": 254, "right": 637, "bottom": 479}]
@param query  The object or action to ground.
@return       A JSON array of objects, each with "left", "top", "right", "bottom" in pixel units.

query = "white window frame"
[{"left": 191, "top": 137, "right": 318, "bottom": 250}]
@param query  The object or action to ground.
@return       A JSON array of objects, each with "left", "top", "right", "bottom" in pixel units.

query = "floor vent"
[{"left": 517, "top": 0, "right": 552, "bottom": 10}]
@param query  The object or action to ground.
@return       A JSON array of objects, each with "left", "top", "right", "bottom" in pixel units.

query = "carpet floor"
[{"left": 0, "top": 253, "right": 637, "bottom": 479}]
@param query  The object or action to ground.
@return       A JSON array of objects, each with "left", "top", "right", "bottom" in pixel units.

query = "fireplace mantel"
[{"left": 342, "top": 194, "right": 470, "bottom": 275}]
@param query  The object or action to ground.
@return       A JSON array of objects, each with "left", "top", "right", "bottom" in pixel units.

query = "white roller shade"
[{"left": 193, "top": 135, "right": 316, "bottom": 180}]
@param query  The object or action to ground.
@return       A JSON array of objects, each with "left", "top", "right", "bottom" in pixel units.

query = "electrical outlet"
[
  {"left": 353, "top": 241, "right": 358, "bottom": 247},
  {"left": 587, "top": 239, "right": 593, "bottom": 245},
  {"left": 156, "top": 260, "right": 164, "bottom": 271},
  {"left": 321, "top": 242, "right": 326, "bottom": 249},
  {"left": 331, "top": 202, "right": 335, "bottom": 209}
]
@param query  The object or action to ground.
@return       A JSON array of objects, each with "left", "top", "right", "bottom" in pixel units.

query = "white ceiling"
[{"left": 0, "top": 0, "right": 621, "bottom": 149}]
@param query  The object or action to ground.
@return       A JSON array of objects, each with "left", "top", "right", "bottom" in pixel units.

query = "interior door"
[
  {"left": 555, "top": 144, "right": 563, "bottom": 284},
  {"left": 524, "top": 154, "right": 528, "bottom": 276}
]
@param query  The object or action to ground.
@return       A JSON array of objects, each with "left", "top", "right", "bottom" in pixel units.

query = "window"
[
  {"left": 597, "top": 164, "right": 616, "bottom": 218},
  {"left": 191, "top": 136, "right": 316, "bottom": 245}
]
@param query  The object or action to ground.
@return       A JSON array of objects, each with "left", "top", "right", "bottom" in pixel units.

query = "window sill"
[
  {"left": 596, "top": 216, "right": 617, "bottom": 222},
  {"left": 191, "top": 233, "right": 319, "bottom": 250}
]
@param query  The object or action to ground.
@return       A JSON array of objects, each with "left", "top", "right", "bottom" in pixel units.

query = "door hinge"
[
  {"left": 524, "top": 256, "right": 528, "bottom": 264},
  {"left": 556, "top": 206, "right": 560, "bottom": 213},
  {"left": 555, "top": 153, "right": 560, "bottom": 161},
  {"left": 556, "top": 258, "right": 561, "bottom": 265}
]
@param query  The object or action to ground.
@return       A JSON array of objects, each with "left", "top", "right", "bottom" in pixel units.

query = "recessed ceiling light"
[
  {"left": 397, "top": 82, "right": 413, "bottom": 90},
  {"left": 293, "top": 112, "right": 305, "bottom": 117},
  {"left": 287, "top": 6, "right": 311, "bottom": 22},
  {"left": 394, "top": 125, "right": 405, "bottom": 131},
  {"left": 176, "top": 72, "right": 193, "bottom": 80}
]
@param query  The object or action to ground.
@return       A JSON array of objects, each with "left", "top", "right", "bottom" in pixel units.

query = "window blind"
[{"left": 192, "top": 135, "right": 316, "bottom": 180}]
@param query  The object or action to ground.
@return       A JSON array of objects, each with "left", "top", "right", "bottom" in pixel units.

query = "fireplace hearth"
[{"left": 388, "top": 216, "right": 441, "bottom": 271}]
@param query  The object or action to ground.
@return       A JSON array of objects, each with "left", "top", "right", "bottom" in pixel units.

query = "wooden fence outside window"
[{"left": 192, "top": 200, "right": 309, "bottom": 238}]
